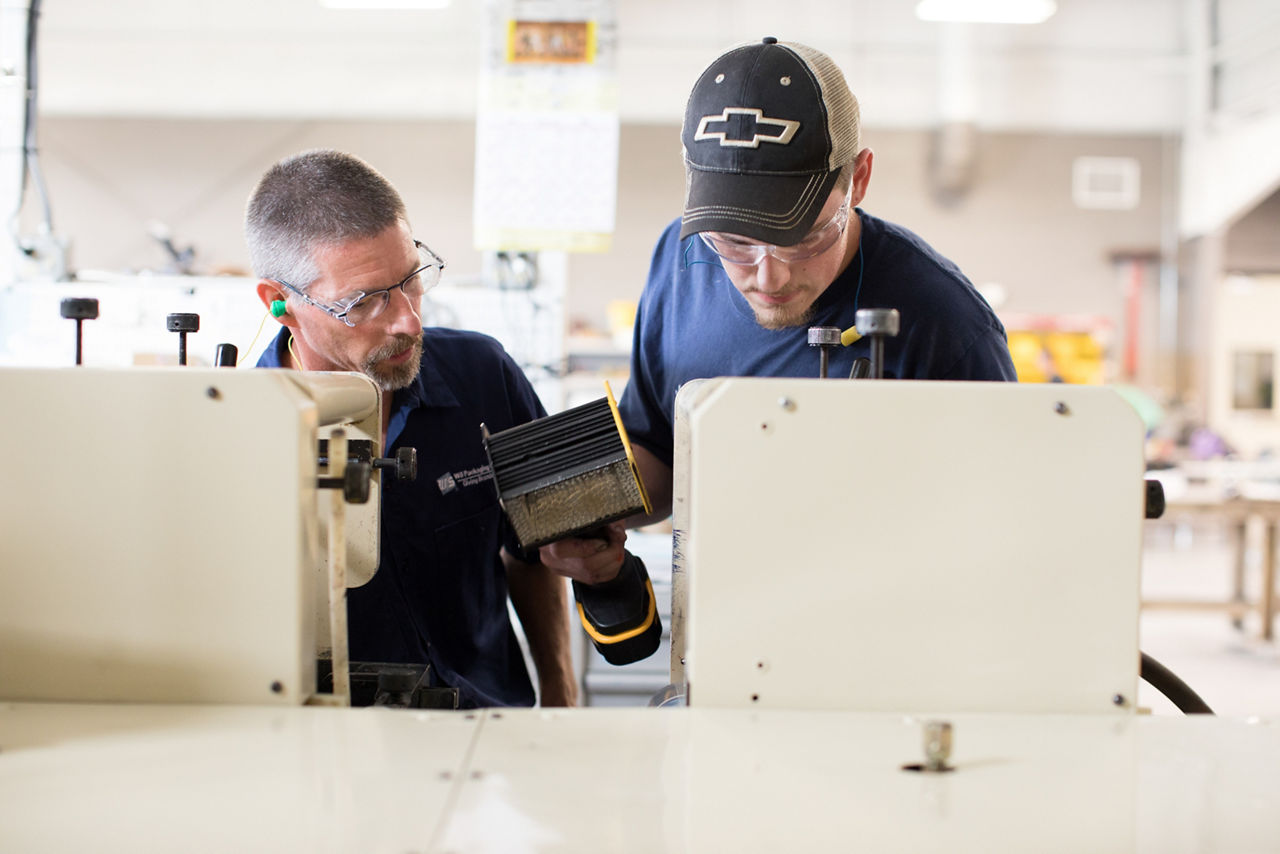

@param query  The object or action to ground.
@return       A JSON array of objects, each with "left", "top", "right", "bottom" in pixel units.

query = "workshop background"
[{"left": 3, "top": 0, "right": 1279, "bottom": 711}]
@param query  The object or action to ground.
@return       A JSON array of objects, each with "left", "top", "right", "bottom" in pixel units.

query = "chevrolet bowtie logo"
[{"left": 694, "top": 108, "right": 800, "bottom": 148}]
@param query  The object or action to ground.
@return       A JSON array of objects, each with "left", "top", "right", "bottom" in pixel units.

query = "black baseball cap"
[{"left": 680, "top": 37, "right": 861, "bottom": 245}]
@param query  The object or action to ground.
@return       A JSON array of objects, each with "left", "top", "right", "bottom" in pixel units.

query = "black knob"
[
  {"left": 60, "top": 297, "right": 99, "bottom": 320},
  {"left": 343, "top": 460, "right": 373, "bottom": 504},
  {"left": 61, "top": 298, "right": 99, "bottom": 366},
  {"left": 166, "top": 313, "right": 200, "bottom": 333},
  {"left": 1145, "top": 479, "right": 1166, "bottom": 520},
  {"left": 166, "top": 313, "right": 200, "bottom": 366},
  {"left": 371, "top": 446, "right": 418, "bottom": 482},
  {"left": 394, "top": 446, "right": 418, "bottom": 481},
  {"left": 214, "top": 343, "right": 238, "bottom": 367}
]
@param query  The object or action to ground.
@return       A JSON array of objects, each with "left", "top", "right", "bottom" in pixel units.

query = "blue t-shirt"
[
  {"left": 258, "top": 327, "right": 546, "bottom": 708},
  {"left": 619, "top": 210, "right": 1018, "bottom": 465}
]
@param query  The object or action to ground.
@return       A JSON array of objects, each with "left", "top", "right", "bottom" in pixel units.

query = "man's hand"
[{"left": 539, "top": 521, "right": 627, "bottom": 585}]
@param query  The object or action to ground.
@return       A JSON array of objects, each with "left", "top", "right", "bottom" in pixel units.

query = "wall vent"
[{"left": 1072, "top": 156, "right": 1140, "bottom": 210}]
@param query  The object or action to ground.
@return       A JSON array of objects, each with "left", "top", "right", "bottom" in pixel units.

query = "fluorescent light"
[
  {"left": 320, "top": 0, "right": 451, "bottom": 8},
  {"left": 915, "top": 0, "right": 1056, "bottom": 24}
]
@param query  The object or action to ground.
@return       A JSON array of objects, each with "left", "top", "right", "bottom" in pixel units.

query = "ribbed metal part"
[
  {"left": 482, "top": 397, "right": 646, "bottom": 549},
  {"left": 484, "top": 398, "right": 628, "bottom": 497}
]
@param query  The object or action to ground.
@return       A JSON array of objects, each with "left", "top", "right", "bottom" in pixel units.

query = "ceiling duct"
[{"left": 928, "top": 22, "right": 980, "bottom": 206}]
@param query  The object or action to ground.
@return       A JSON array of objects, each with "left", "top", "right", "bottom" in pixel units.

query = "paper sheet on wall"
[
  {"left": 473, "top": 2, "right": 618, "bottom": 253},
  {"left": 473, "top": 108, "right": 618, "bottom": 252}
]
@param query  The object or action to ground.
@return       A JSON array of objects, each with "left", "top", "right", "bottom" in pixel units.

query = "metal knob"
[
  {"left": 373, "top": 446, "right": 418, "bottom": 482},
  {"left": 807, "top": 326, "right": 842, "bottom": 379},
  {"left": 854, "top": 308, "right": 900, "bottom": 380}
]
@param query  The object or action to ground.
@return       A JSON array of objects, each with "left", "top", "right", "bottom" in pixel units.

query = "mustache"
[{"left": 366, "top": 333, "right": 422, "bottom": 364}]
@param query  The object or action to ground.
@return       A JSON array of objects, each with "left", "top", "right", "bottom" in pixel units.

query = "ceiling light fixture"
[{"left": 915, "top": 0, "right": 1057, "bottom": 24}]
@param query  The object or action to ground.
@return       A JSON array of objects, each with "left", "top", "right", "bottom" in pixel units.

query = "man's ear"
[
  {"left": 850, "top": 148, "right": 874, "bottom": 207},
  {"left": 256, "top": 280, "right": 297, "bottom": 327}
]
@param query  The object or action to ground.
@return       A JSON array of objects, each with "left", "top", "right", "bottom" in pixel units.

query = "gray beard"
[{"left": 363, "top": 333, "right": 423, "bottom": 391}]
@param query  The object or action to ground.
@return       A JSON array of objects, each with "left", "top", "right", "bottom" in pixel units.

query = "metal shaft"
[{"left": 74, "top": 319, "right": 84, "bottom": 366}]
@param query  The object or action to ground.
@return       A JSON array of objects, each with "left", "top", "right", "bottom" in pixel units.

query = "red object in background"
[{"left": 1124, "top": 258, "right": 1144, "bottom": 380}]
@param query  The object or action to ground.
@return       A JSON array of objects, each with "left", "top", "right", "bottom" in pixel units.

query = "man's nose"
[
  {"left": 753, "top": 254, "right": 792, "bottom": 291},
  {"left": 382, "top": 286, "right": 422, "bottom": 335}
]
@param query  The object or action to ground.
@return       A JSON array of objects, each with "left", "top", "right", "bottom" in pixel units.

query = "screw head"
[{"left": 1055, "top": 402, "right": 1071, "bottom": 416}]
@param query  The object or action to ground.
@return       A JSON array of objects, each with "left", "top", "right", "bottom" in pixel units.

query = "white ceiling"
[{"left": 29, "top": 0, "right": 1208, "bottom": 133}]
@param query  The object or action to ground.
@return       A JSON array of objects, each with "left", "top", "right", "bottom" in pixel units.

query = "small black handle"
[{"left": 1145, "top": 479, "right": 1166, "bottom": 520}]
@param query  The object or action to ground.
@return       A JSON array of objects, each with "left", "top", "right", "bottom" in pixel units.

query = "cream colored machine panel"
[
  {"left": 5, "top": 705, "right": 1276, "bottom": 853},
  {"left": 0, "top": 367, "right": 378, "bottom": 705},
  {"left": 683, "top": 379, "right": 1146, "bottom": 714}
]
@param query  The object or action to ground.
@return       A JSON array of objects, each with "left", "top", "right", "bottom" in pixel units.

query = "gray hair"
[{"left": 244, "top": 149, "right": 409, "bottom": 289}]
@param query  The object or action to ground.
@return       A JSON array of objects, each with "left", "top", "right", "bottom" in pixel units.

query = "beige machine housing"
[
  {"left": 0, "top": 366, "right": 379, "bottom": 705},
  {"left": 677, "top": 378, "right": 1146, "bottom": 714}
]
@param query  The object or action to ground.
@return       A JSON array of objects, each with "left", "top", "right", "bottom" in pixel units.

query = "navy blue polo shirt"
[{"left": 258, "top": 326, "right": 546, "bottom": 708}]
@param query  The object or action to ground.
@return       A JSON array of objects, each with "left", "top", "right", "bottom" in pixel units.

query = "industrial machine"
[
  {"left": 0, "top": 364, "right": 384, "bottom": 706},
  {"left": 1, "top": 367, "right": 1277, "bottom": 851}
]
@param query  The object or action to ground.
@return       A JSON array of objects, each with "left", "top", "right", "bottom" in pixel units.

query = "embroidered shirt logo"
[
  {"left": 694, "top": 108, "right": 800, "bottom": 148},
  {"left": 436, "top": 465, "right": 493, "bottom": 496}
]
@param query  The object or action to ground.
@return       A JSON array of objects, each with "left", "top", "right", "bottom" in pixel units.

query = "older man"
[{"left": 247, "top": 149, "right": 576, "bottom": 708}]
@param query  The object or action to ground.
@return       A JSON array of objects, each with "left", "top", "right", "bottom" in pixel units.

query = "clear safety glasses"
[
  {"left": 277, "top": 240, "right": 445, "bottom": 328},
  {"left": 699, "top": 196, "right": 851, "bottom": 266}
]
